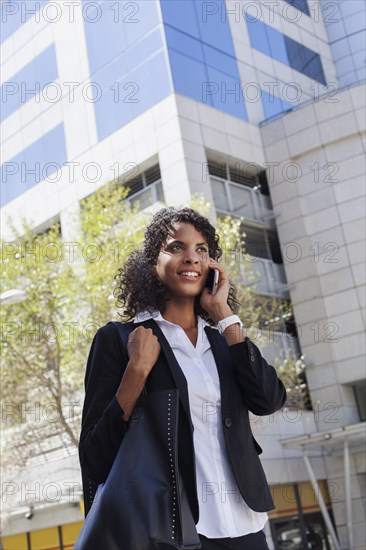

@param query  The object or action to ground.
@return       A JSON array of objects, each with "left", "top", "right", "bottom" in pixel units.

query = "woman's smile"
[{"left": 177, "top": 270, "right": 202, "bottom": 281}]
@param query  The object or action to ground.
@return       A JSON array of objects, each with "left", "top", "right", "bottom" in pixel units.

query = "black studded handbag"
[{"left": 75, "top": 322, "right": 201, "bottom": 550}]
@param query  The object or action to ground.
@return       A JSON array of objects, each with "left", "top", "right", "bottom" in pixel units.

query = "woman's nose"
[{"left": 183, "top": 250, "right": 200, "bottom": 263}]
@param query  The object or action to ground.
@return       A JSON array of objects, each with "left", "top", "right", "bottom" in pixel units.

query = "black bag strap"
[
  {"left": 109, "top": 321, "right": 147, "bottom": 395},
  {"left": 82, "top": 321, "right": 143, "bottom": 518}
]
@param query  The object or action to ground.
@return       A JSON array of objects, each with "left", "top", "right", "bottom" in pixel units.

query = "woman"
[{"left": 79, "top": 207, "right": 287, "bottom": 549}]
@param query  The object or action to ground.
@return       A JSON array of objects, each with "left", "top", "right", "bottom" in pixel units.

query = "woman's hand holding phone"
[{"left": 200, "top": 259, "right": 233, "bottom": 323}]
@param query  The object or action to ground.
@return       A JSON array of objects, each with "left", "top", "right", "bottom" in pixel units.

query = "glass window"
[
  {"left": 160, "top": 0, "right": 200, "bottom": 38},
  {"left": 0, "top": 124, "right": 67, "bottom": 206},
  {"left": 262, "top": 90, "right": 293, "bottom": 120},
  {"left": 270, "top": 481, "right": 335, "bottom": 550},
  {"left": 245, "top": 16, "right": 271, "bottom": 56},
  {"left": 194, "top": 0, "right": 236, "bottom": 56},
  {"left": 165, "top": 26, "right": 204, "bottom": 62},
  {"left": 83, "top": 0, "right": 160, "bottom": 75},
  {"left": 94, "top": 51, "right": 171, "bottom": 141},
  {"left": 354, "top": 381, "right": 366, "bottom": 421},
  {"left": 162, "top": 0, "right": 245, "bottom": 119},
  {"left": 285, "top": 36, "right": 326, "bottom": 84},
  {"left": 283, "top": 0, "right": 310, "bottom": 16},
  {"left": 83, "top": 1, "right": 124, "bottom": 75},
  {"left": 206, "top": 66, "right": 247, "bottom": 119},
  {"left": 246, "top": 17, "right": 326, "bottom": 85},
  {"left": 1, "top": 44, "right": 57, "bottom": 122},
  {"left": 203, "top": 44, "right": 240, "bottom": 76},
  {"left": 230, "top": 184, "right": 254, "bottom": 217},
  {"left": 265, "top": 25, "right": 288, "bottom": 65},
  {"left": 169, "top": 50, "right": 210, "bottom": 105},
  {"left": 122, "top": 0, "right": 161, "bottom": 49},
  {"left": 124, "top": 27, "right": 165, "bottom": 72},
  {"left": 0, "top": 0, "right": 48, "bottom": 43},
  {"left": 211, "top": 178, "right": 230, "bottom": 211},
  {"left": 83, "top": 0, "right": 169, "bottom": 140}
]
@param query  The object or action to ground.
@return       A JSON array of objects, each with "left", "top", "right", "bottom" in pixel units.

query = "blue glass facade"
[
  {"left": 82, "top": 0, "right": 248, "bottom": 140},
  {"left": 261, "top": 90, "right": 293, "bottom": 120},
  {"left": 1, "top": 44, "right": 58, "bottom": 122},
  {"left": 1, "top": 124, "right": 67, "bottom": 206},
  {"left": 284, "top": 35, "right": 326, "bottom": 86},
  {"left": 1, "top": 0, "right": 334, "bottom": 207},
  {"left": 161, "top": 0, "right": 247, "bottom": 120},
  {"left": 0, "top": 0, "right": 48, "bottom": 43},
  {"left": 246, "top": 15, "right": 326, "bottom": 85},
  {"left": 283, "top": 0, "right": 310, "bottom": 16},
  {"left": 83, "top": 0, "right": 171, "bottom": 142}
]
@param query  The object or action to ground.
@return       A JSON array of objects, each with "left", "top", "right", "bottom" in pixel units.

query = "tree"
[{"left": 0, "top": 182, "right": 147, "bottom": 470}]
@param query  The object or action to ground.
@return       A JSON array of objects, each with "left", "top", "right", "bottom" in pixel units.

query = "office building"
[{"left": 1, "top": 0, "right": 365, "bottom": 548}]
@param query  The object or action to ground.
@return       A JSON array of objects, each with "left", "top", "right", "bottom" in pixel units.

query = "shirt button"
[{"left": 224, "top": 417, "right": 232, "bottom": 428}]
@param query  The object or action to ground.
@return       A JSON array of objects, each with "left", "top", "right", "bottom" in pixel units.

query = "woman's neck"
[{"left": 160, "top": 301, "right": 197, "bottom": 330}]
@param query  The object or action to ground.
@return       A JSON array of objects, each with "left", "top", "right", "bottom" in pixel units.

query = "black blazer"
[{"left": 79, "top": 319, "right": 286, "bottom": 521}]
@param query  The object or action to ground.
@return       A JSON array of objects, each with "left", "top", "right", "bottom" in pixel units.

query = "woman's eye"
[{"left": 170, "top": 245, "right": 208, "bottom": 253}]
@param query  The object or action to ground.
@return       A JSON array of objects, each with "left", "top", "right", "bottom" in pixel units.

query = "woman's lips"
[{"left": 178, "top": 273, "right": 201, "bottom": 281}]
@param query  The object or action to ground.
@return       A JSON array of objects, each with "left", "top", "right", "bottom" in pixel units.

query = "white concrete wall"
[
  {"left": 321, "top": 0, "right": 366, "bottom": 87},
  {"left": 261, "top": 82, "right": 365, "bottom": 426},
  {"left": 261, "top": 81, "right": 365, "bottom": 548}
]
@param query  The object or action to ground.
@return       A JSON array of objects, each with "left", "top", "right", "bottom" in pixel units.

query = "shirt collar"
[{"left": 134, "top": 309, "right": 210, "bottom": 329}]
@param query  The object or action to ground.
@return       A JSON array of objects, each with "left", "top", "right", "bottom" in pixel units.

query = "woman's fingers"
[
  {"left": 208, "top": 259, "right": 230, "bottom": 288},
  {"left": 127, "top": 327, "right": 161, "bottom": 373}
]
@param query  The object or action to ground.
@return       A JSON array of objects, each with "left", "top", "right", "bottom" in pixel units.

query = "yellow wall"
[
  {"left": 1, "top": 521, "right": 83, "bottom": 550},
  {"left": 269, "top": 480, "right": 332, "bottom": 519},
  {"left": 2, "top": 533, "right": 28, "bottom": 550}
]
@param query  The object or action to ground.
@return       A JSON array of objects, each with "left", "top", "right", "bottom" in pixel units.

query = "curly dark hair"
[{"left": 114, "top": 206, "right": 240, "bottom": 325}]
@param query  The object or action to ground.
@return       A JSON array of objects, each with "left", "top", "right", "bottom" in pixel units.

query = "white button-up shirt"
[{"left": 134, "top": 310, "right": 267, "bottom": 538}]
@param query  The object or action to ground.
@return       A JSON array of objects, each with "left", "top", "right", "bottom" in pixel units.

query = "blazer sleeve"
[
  {"left": 228, "top": 336, "right": 287, "bottom": 416},
  {"left": 79, "top": 323, "right": 130, "bottom": 484}
]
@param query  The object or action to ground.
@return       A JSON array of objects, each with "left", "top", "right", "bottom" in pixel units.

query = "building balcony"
[
  {"left": 211, "top": 176, "right": 277, "bottom": 229},
  {"left": 260, "top": 330, "right": 301, "bottom": 366},
  {"left": 125, "top": 179, "right": 164, "bottom": 210},
  {"left": 239, "top": 258, "right": 294, "bottom": 299}
]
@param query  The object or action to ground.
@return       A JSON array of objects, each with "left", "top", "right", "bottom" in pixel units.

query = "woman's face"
[{"left": 156, "top": 222, "right": 210, "bottom": 300}]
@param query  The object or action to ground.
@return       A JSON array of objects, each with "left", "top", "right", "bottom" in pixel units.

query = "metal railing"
[
  {"left": 239, "top": 258, "right": 291, "bottom": 298},
  {"left": 125, "top": 180, "right": 164, "bottom": 210},
  {"left": 211, "top": 176, "right": 276, "bottom": 228},
  {"left": 259, "top": 330, "right": 301, "bottom": 366}
]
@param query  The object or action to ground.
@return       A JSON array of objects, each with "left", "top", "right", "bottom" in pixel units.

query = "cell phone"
[{"left": 205, "top": 268, "right": 219, "bottom": 296}]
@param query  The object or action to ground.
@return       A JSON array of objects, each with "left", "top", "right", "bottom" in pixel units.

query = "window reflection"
[
  {"left": 246, "top": 16, "right": 326, "bottom": 85},
  {"left": 283, "top": 0, "right": 310, "bottom": 16}
]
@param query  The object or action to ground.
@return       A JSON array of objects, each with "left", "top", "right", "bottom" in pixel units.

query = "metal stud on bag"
[{"left": 167, "top": 393, "right": 177, "bottom": 541}]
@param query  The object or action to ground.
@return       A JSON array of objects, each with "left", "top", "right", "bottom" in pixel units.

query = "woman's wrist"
[
  {"left": 216, "top": 314, "right": 246, "bottom": 345},
  {"left": 222, "top": 323, "right": 246, "bottom": 345},
  {"left": 209, "top": 305, "right": 233, "bottom": 324}
]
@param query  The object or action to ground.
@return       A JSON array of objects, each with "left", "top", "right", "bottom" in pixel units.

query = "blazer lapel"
[
  {"left": 204, "top": 326, "right": 235, "bottom": 415},
  {"left": 138, "top": 321, "right": 236, "bottom": 428},
  {"left": 140, "top": 319, "right": 194, "bottom": 430}
]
